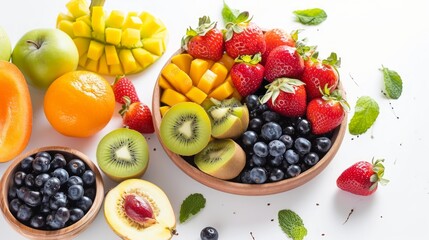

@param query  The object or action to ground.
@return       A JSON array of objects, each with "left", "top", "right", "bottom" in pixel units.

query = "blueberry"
[
  {"left": 269, "top": 168, "right": 285, "bottom": 182},
  {"left": 16, "top": 204, "right": 33, "bottom": 222},
  {"left": 282, "top": 125, "right": 295, "bottom": 136},
  {"left": 82, "top": 170, "right": 95, "bottom": 186},
  {"left": 253, "top": 141, "right": 268, "bottom": 158},
  {"left": 8, "top": 185, "right": 17, "bottom": 199},
  {"left": 9, "top": 198, "right": 22, "bottom": 214},
  {"left": 49, "top": 192, "right": 68, "bottom": 210},
  {"left": 50, "top": 153, "right": 67, "bottom": 169},
  {"left": 201, "top": 226, "right": 219, "bottom": 240},
  {"left": 40, "top": 202, "right": 51, "bottom": 214},
  {"left": 69, "top": 208, "right": 85, "bottom": 223},
  {"left": 68, "top": 184, "right": 84, "bottom": 201},
  {"left": 278, "top": 134, "right": 293, "bottom": 149},
  {"left": 303, "top": 152, "right": 320, "bottom": 166},
  {"left": 248, "top": 118, "right": 263, "bottom": 132},
  {"left": 261, "top": 122, "right": 282, "bottom": 141},
  {"left": 47, "top": 214, "right": 64, "bottom": 229},
  {"left": 24, "top": 173, "right": 35, "bottom": 188},
  {"left": 14, "top": 171, "right": 26, "bottom": 186},
  {"left": 34, "top": 173, "right": 50, "bottom": 188},
  {"left": 55, "top": 207, "right": 70, "bottom": 223},
  {"left": 314, "top": 137, "right": 332, "bottom": 153},
  {"left": 76, "top": 196, "right": 93, "bottom": 212},
  {"left": 43, "top": 177, "right": 61, "bottom": 196},
  {"left": 262, "top": 110, "right": 280, "bottom": 122},
  {"left": 245, "top": 95, "right": 260, "bottom": 110},
  {"left": 251, "top": 154, "right": 266, "bottom": 166},
  {"left": 51, "top": 168, "right": 69, "bottom": 185},
  {"left": 240, "top": 170, "right": 252, "bottom": 184},
  {"left": 20, "top": 156, "right": 34, "bottom": 171},
  {"left": 67, "top": 159, "right": 86, "bottom": 176},
  {"left": 294, "top": 137, "right": 311, "bottom": 155},
  {"left": 30, "top": 214, "right": 45, "bottom": 229},
  {"left": 297, "top": 118, "right": 311, "bottom": 135},
  {"left": 35, "top": 151, "right": 52, "bottom": 161},
  {"left": 249, "top": 167, "right": 267, "bottom": 184},
  {"left": 241, "top": 131, "right": 258, "bottom": 147},
  {"left": 84, "top": 188, "right": 96, "bottom": 200},
  {"left": 268, "top": 140, "right": 286, "bottom": 157},
  {"left": 284, "top": 149, "right": 300, "bottom": 165},
  {"left": 32, "top": 156, "right": 50, "bottom": 173},
  {"left": 16, "top": 186, "right": 30, "bottom": 200},
  {"left": 24, "top": 190, "right": 42, "bottom": 207},
  {"left": 67, "top": 175, "right": 84, "bottom": 188},
  {"left": 256, "top": 104, "right": 268, "bottom": 113},
  {"left": 286, "top": 165, "right": 302, "bottom": 178},
  {"left": 268, "top": 155, "right": 284, "bottom": 167}
]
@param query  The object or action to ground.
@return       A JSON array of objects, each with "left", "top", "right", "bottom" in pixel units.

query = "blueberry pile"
[
  {"left": 236, "top": 94, "right": 334, "bottom": 184},
  {"left": 7, "top": 151, "right": 96, "bottom": 230}
]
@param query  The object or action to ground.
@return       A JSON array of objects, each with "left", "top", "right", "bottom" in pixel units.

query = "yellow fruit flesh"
[
  {"left": 66, "top": 0, "right": 89, "bottom": 18},
  {"left": 87, "top": 40, "right": 105, "bottom": 61},
  {"left": 197, "top": 69, "right": 218, "bottom": 94},
  {"left": 105, "top": 27, "right": 122, "bottom": 45},
  {"left": 185, "top": 86, "right": 207, "bottom": 104},
  {"left": 159, "top": 106, "right": 170, "bottom": 117},
  {"left": 218, "top": 53, "right": 235, "bottom": 71},
  {"left": 161, "top": 63, "right": 192, "bottom": 94},
  {"left": 171, "top": 53, "right": 193, "bottom": 74},
  {"left": 210, "top": 62, "right": 228, "bottom": 88},
  {"left": 119, "top": 49, "right": 139, "bottom": 74},
  {"left": 105, "top": 45, "right": 120, "bottom": 65},
  {"left": 158, "top": 76, "right": 174, "bottom": 90},
  {"left": 132, "top": 48, "right": 154, "bottom": 69},
  {"left": 160, "top": 88, "right": 188, "bottom": 107},
  {"left": 105, "top": 10, "right": 125, "bottom": 28},
  {"left": 72, "top": 20, "right": 92, "bottom": 38},
  {"left": 121, "top": 28, "right": 142, "bottom": 48},
  {"left": 208, "top": 81, "right": 234, "bottom": 100},
  {"left": 73, "top": 37, "right": 90, "bottom": 57},
  {"left": 189, "top": 58, "right": 210, "bottom": 85},
  {"left": 57, "top": 20, "right": 75, "bottom": 38}
]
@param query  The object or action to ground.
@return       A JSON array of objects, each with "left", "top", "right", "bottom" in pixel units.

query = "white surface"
[{"left": 1, "top": 0, "right": 428, "bottom": 239}]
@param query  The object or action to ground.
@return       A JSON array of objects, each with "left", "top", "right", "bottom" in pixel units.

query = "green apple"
[
  {"left": 12, "top": 28, "right": 79, "bottom": 89},
  {"left": 0, "top": 26, "right": 12, "bottom": 61}
]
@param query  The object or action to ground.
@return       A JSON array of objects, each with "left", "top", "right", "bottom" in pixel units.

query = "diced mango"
[
  {"left": 105, "top": 27, "right": 122, "bottom": 45},
  {"left": 161, "top": 63, "right": 193, "bottom": 94},
  {"left": 66, "top": 0, "right": 89, "bottom": 18},
  {"left": 91, "top": 6, "right": 105, "bottom": 34},
  {"left": 208, "top": 81, "right": 234, "bottom": 101},
  {"left": 158, "top": 76, "right": 174, "bottom": 90},
  {"left": 142, "top": 38, "right": 165, "bottom": 56},
  {"left": 151, "top": 30, "right": 168, "bottom": 42},
  {"left": 197, "top": 69, "right": 218, "bottom": 94},
  {"left": 85, "top": 59, "right": 99, "bottom": 72},
  {"left": 171, "top": 53, "right": 193, "bottom": 74},
  {"left": 218, "top": 53, "right": 235, "bottom": 71},
  {"left": 87, "top": 40, "right": 104, "bottom": 61},
  {"left": 105, "top": 45, "right": 120, "bottom": 65},
  {"left": 185, "top": 86, "right": 208, "bottom": 104},
  {"left": 123, "top": 15, "right": 143, "bottom": 30},
  {"left": 131, "top": 48, "right": 154, "bottom": 68},
  {"left": 230, "top": 88, "right": 243, "bottom": 102},
  {"left": 121, "top": 28, "right": 142, "bottom": 48},
  {"left": 73, "top": 37, "right": 90, "bottom": 57},
  {"left": 159, "top": 106, "right": 170, "bottom": 117},
  {"left": 119, "top": 49, "right": 138, "bottom": 74},
  {"left": 98, "top": 54, "right": 110, "bottom": 75},
  {"left": 105, "top": 10, "right": 125, "bottom": 28},
  {"left": 57, "top": 13, "right": 74, "bottom": 26},
  {"left": 57, "top": 20, "right": 75, "bottom": 38},
  {"left": 72, "top": 20, "right": 92, "bottom": 38},
  {"left": 76, "top": 15, "right": 91, "bottom": 26},
  {"left": 139, "top": 12, "right": 166, "bottom": 38},
  {"left": 109, "top": 64, "right": 123, "bottom": 75},
  {"left": 78, "top": 53, "right": 88, "bottom": 67},
  {"left": 189, "top": 59, "right": 210, "bottom": 86},
  {"left": 210, "top": 62, "right": 228, "bottom": 88},
  {"left": 160, "top": 88, "right": 189, "bottom": 107}
]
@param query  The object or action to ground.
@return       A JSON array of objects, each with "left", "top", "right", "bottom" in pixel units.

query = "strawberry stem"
[
  {"left": 369, "top": 158, "right": 389, "bottom": 191},
  {"left": 119, "top": 96, "right": 131, "bottom": 117}
]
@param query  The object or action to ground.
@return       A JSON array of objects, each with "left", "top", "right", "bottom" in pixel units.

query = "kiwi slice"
[
  {"left": 160, "top": 102, "right": 211, "bottom": 156},
  {"left": 194, "top": 139, "right": 246, "bottom": 180},
  {"left": 96, "top": 128, "right": 149, "bottom": 181}
]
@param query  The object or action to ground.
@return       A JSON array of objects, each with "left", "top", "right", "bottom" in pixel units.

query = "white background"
[{"left": 1, "top": 0, "right": 429, "bottom": 239}]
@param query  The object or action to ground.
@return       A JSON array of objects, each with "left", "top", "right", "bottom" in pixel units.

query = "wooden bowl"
[
  {"left": 152, "top": 50, "right": 347, "bottom": 196},
  {"left": 0, "top": 146, "right": 104, "bottom": 240}
]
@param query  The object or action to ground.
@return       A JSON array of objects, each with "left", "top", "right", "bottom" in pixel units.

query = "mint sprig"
[
  {"left": 293, "top": 8, "right": 327, "bottom": 25},
  {"left": 179, "top": 193, "right": 206, "bottom": 223},
  {"left": 278, "top": 209, "right": 307, "bottom": 240},
  {"left": 381, "top": 65, "right": 403, "bottom": 99},
  {"left": 348, "top": 96, "right": 380, "bottom": 135}
]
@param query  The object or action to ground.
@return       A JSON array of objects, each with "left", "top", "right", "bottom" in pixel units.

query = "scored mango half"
[{"left": 57, "top": 0, "right": 168, "bottom": 75}]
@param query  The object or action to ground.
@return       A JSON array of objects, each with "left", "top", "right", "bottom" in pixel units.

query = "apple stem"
[{"left": 26, "top": 40, "right": 41, "bottom": 49}]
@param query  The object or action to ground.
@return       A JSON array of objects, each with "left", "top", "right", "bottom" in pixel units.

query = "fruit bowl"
[
  {"left": 0, "top": 146, "right": 104, "bottom": 239},
  {"left": 152, "top": 49, "right": 347, "bottom": 196}
]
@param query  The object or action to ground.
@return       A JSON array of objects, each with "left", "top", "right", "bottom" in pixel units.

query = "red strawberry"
[
  {"left": 120, "top": 97, "right": 154, "bottom": 134},
  {"left": 182, "top": 16, "right": 224, "bottom": 61},
  {"left": 264, "top": 45, "right": 305, "bottom": 82},
  {"left": 261, "top": 28, "right": 296, "bottom": 65},
  {"left": 224, "top": 12, "right": 266, "bottom": 59},
  {"left": 260, "top": 78, "right": 307, "bottom": 117},
  {"left": 306, "top": 88, "right": 349, "bottom": 135},
  {"left": 230, "top": 53, "right": 265, "bottom": 97},
  {"left": 301, "top": 52, "right": 341, "bottom": 100},
  {"left": 337, "top": 159, "right": 389, "bottom": 196},
  {"left": 112, "top": 75, "right": 140, "bottom": 104}
]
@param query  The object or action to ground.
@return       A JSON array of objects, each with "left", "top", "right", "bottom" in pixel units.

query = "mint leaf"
[
  {"left": 348, "top": 96, "right": 380, "bottom": 135},
  {"left": 278, "top": 209, "right": 307, "bottom": 240},
  {"left": 222, "top": 1, "right": 240, "bottom": 25},
  {"left": 179, "top": 193, "right": 206, "bottom": 223},
  {"left": 293, "top": 8, "right": 327, "bottom": 25},
  {"left": 381, "top": 66, "right": 403, "bottom": 99}
]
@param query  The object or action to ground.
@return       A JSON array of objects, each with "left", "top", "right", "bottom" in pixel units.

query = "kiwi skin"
[
  {"left": 96, "top": 128, "right": 149, "bottom": 182},
  {"left": 194, "top": 139, "right": 246, "bottom": 180}
]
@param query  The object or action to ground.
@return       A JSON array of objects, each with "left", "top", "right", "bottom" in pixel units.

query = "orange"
[
  {"left": 44, "top": 70, "right": 115, "bottom": 138},
  {"left": 0, "top": 60, "right": 32, "bottom": 162}
]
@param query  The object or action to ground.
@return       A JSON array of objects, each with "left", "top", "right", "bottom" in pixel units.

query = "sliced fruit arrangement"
[{"left": 57, "top": 0, "right": 168, "bottom": 75}]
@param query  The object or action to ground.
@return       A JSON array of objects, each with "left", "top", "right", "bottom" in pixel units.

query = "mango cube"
[
  {"left": 91, "top": 6, "right": 105, "bottom": 34},
  {"left": 208, "top": 81, "right": 234, "bottom": 101},
  {"left": 105, "top": 28, "right": 122, "bottom": 45},
  {"left": 161, "top": 63, "right": 193, "bottom": 94},
  {"left": 159, "top": 106, "right": 170, "bottom": 117},
  {"left": 189, "top": 59, "right": 210, "bottom": 86},
  {"left": 57, "top": 20, "right": 75, "bottom": 38},
  {"left": 72, "top": 20, "right": 91, "bottom": 38},
  {"left": 73, "top": 37, "right": 90, "bottom": 57},
  {"left": 119, "top": 49, "right": 138, "bottom": 74},
  {"left": 87, "top": 40, "right": 104, "bottom": 61},
  {"left": 98, "top": 54, "right": 110, "bottom": 75},
  {"left": 197, "top": 69, "right": 218, "bottom": 94},
  {"left": 210, "top": 62, "right": 228, "bottom": 88},
  {"left": 105, "top": 10, "right": 125, "bottom": 28},
  {"left": 66, "top": 0, "right": 89, "bottom": 18},
  {"left": 121, "top": 28, "right": 142, "bottom": 48},
  {"left": 185, "top": 86, "right": 208, "bottom": 104},
  {"left": 160, "top": 88, "right": 189, "bottom": 107},
  {"left": 123, "top": 15, "right": 143, "bottom": 30},
  {"left": 171, "top": 53, "right": 193, "bottom": 74},
  {"left": 104, "top": 45, "right": 120, "bottom": 65},
  {"left": 132, "top": 48, "right": 154, "bottom": 68},
  {"left": 142, "top": 38, "right": 165, "bottom": 56},
  {"left": 158, "top": 76, "right": 174, "bottom": 90},
  {"left": 139, "top": 12, "right": 166, "bottom": 38}
]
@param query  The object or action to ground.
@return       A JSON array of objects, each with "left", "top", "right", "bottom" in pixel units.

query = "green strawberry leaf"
[
  {"left": 278, "top": 209, "right": 307, "bottom": 240},
  {"left": 222, "top": 1, "right": 240, "bottom": 25},
  {"left": 381, "top": 65, "right": 403, "bottom": 99},
  {"left": 179, "top": 193, "right": 206, "bottom": 223},
  {"left": 348, "top": 96, "right": 380, "bottom": 135},
  {"left": 293, "top": 8, "right": 327, "bottom": 25}
]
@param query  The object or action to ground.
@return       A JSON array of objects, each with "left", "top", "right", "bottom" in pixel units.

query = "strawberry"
[
  {"left": 261, "top": 28, "right": 297, "bottom": 65},
  {"left": 120, "top": 97, "right": 154, "bottom": 134},
  {"left": 260, "top": 78, "right": 307, "bottom": 117},
  {"left": 337, "top": 159, "right": 389, "bottom": 196},
  {"left": 306, "top": 87, "right": 349, "bottom": 135},
  {"left": 264, "top": 45, "right": 305, "bottom": 82},
  {"left": 230, "top": 53, "right": 265, "bottom": 97},
  {"left": 182, "top": 16, "right": 224, "bottom": 61},
  {"left": 301, "top": 52, "right": 341, "bottom": 100},
  {"left": 223, "top": 11, "right": 266, "bottom": 59},
  {"left": 112, "top": 75, "right": 140, "bottom": 104}
]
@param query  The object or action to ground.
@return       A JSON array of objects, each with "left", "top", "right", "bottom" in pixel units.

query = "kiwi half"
[
  {"left": 194, "top": 139, "right": 246, "bottom": 180},
  {"left": 160, "top": 102, "right": 211, "bottom": 156},
  {"left": 97, "top": 128, "right": 149, "bottom": 181}
]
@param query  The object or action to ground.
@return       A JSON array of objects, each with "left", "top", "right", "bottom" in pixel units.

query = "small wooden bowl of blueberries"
[{"left": 0, "top": 146, "right": 104, "bottom": 240}]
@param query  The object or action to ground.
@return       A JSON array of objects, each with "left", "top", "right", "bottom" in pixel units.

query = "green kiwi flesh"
[
  {"left": 96, "top": 128, "right": 149, "bottom": 181},
  {"left": 160, "top": 102, "right": 211, "bottom": 156},
  {"left": 194, "top": 139, "right": 246, "bottom": 180}
]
